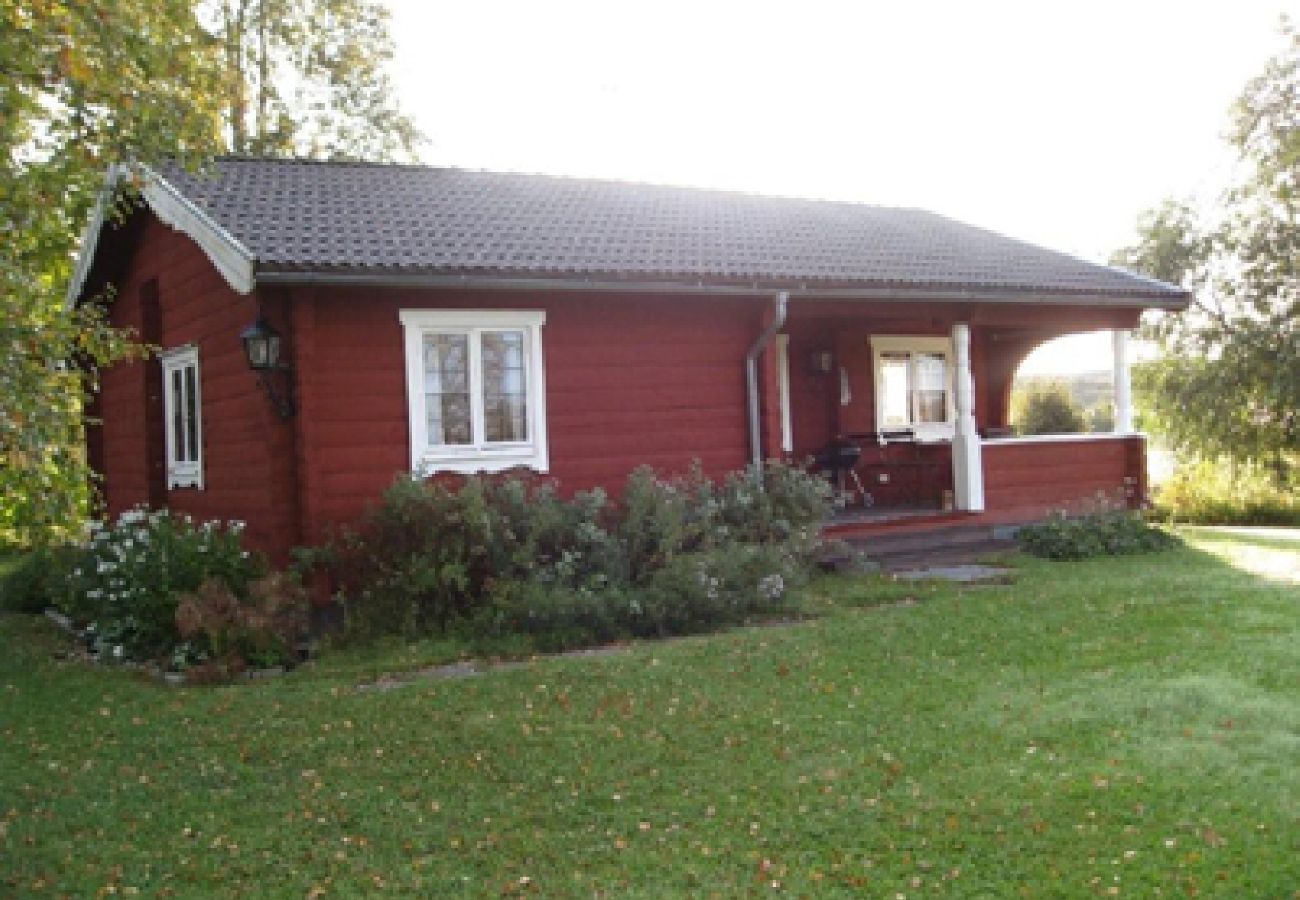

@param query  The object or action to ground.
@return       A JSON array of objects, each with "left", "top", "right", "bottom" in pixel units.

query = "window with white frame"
[
  {"left": 870, "top": 335, "right": 955, "bottom": 441},
  {"left": 161, "top": 345, "right": 203, "bottom": 488},
  {"left": 399, "top": 309, "right": 549, "bottom": 474}
]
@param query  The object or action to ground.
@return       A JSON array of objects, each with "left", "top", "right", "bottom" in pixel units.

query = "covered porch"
[{"left": 756, "top": 297, "right": 1147, "bottom": 531}]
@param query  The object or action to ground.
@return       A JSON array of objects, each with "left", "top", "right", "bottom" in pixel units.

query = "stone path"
[{"left": 891, "top": 563, "right": 1016, "bottom": 584}]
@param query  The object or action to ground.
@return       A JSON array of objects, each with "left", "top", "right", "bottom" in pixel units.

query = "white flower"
[{"left": 757, "top": 574, "right": 785, "bottom": 601}]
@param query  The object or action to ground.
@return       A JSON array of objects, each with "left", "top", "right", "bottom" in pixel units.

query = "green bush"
[
  {"left": 0, "top": 546, "right": 80, "bottom": 614},
  {"left": 312, "top": 462, "right": 833, "bottom": 645},
  {"left": 1011, "top": 381, "right": 1085, "bottom": 435},
  {"left": 314, "top": 474, "right": 623, "bottom": 640},
  {"left": 63, "top": 507, "right": 264, "bottom": 662},
  {"left": 1018, "top": 510, "right": 1179, "bottom": 561},
  {"left": 1153, "top": 457, "right": 1300, "bottom": 525},
  {"left": 473, "top": 542, "right": 806, "bottom": 652}
]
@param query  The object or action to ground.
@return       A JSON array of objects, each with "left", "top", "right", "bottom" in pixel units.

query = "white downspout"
[{"left": 746, "top": 292, "right": 789, "bottom": 469}]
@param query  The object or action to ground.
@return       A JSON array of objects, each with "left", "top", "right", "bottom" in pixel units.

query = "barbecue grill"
[{"left": 816, "top": 437, "right": 871, "bottom": 507}]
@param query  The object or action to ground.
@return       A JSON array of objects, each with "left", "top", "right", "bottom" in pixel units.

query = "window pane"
[
  {"left": 423, "top": 334, "right": 471, "bottom": 445},
  {"left": 914, "top": 353, "right": 947, "bottom": 423},
  {"left": 184, "top": 365, "right": 198, "bottom": 461},
  {"left": 172, "top": 369, "right": 185, "bottom": 462},
  {"left": 482, "top": 331, "right": 528, "bottom": 442},
  {"left": 879, "top": 353, "right": 910, "bottom": 427}
]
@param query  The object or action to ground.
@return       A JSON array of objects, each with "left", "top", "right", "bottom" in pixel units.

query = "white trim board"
[{"left": 66, "top": 164, "right": 256, "bottom": 308}]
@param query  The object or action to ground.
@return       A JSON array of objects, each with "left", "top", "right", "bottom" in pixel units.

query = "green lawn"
[{"left": 2, "top": 529, "right": 1297, "bottom": 897}]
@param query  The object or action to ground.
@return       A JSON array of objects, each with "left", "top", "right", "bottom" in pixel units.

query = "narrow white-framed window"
[
  {"left": 776, "top": 333, "right": 793, "bottom": 453},
  {"left": 399, "top": 309, "right": 549, "bottom": 475},
  {"left": 870, "top": 335, "right": 955, "bottom": 442},
  {"left": 161, "top": 344, "right": 203, "bottom": 489}
]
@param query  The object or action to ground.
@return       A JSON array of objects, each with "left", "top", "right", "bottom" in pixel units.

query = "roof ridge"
[{"left": 202, "top": 155, "right": 925, "bottom": 214}]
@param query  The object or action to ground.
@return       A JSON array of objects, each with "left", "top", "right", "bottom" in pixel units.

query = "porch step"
[
  {"left": 870, "top": 538, "right": 1019, "bottom": 571},
  {"left": 834, "top": 521, "right": 1022, "bottom": 570}
]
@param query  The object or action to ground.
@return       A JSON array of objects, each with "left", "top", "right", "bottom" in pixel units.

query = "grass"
[{"left": 1, "top": 529, "right": 1297, "bottom": 897}]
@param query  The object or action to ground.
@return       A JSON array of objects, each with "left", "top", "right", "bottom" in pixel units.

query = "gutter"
[
  {"left": 745, "top": 292, "right": 789, "bottom": 469},
  {"left": 255, "top": 269, "right": 1191, "bottom": 310}
]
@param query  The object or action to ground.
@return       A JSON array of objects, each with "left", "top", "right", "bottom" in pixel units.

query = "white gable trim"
[{"left": 66, "top": 164, "right": 256, "bottom": 308}]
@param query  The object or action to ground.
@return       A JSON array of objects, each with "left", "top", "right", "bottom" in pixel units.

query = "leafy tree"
[
  {"left": 2, "top": 0, "right": 422, "bottom": 546},
  {"left": 1011, "top": 382, "right": 1086, "bottom": 436},
  {"left": 1114, "top": 21, "right": 1299, "bottom": 478},
  {"left": 0, "top": 0, "right": 225, "bottom": 546},
  {"left": 207, "top": 0, "right": 422, "bottom": 160}
]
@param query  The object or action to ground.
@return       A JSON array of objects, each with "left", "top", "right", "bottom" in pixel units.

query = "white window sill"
[{"left": 414, "top": 450, "right": 549, "bottom": 476}]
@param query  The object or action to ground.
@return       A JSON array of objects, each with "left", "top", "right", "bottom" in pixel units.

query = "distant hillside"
[{"left": 1015, "top": 371, "right": 1113, "bottom": 411}]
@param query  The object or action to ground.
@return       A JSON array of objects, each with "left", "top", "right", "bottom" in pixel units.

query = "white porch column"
[
  {"left": 1112, "top": 329, "right": 1134, "bottom": 433},
  {"left": 951, "top": 322, "right": 985, "bottom": 511}
]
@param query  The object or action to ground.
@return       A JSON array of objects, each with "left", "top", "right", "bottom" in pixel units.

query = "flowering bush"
[
  {"left": 61, "top": 507, "right": 263, "bottom": 662},
  {"left": 313, "top": 462, "right": 833, "bottom": 646}
]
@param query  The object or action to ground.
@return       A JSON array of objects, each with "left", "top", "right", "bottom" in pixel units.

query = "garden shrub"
[
  {"left": 314, "top": 474, "right": 624, "bottom": 639},
  {"left": 312, "top": 461, "right": 833, "bottom": 646},
  {"left": 1018, "top": 509, "right": 1179, "bottom": 560},
  {"left": 0, "top": 545, "right": 81, "bottom": 614},
  {"left": 174, "top": 572, "right": 309, "bottom": 672},
  {"left": 62, "top": 507, "right": 263, "bottom": 662},
  {"left": 473, "top": 542, "right": 805, "bottom": 652},
  {"left": 1152, "top": 456, "right": 1300, "bottom": 525}
]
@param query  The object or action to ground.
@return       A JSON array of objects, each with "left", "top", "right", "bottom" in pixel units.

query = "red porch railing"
[{"left": 982, "top": 433, "right": 1147, "bottom": 515}]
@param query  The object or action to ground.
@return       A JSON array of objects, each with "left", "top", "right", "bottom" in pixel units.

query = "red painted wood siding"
[
  {"left": 92, "top": 216, "right": 298, "bottom": 558},
  {"left": 983, "top": 435, "right": 1146, "bottom": 513},
  {"left": 291, "top": 286, "right": 762, "bottom": 543}
]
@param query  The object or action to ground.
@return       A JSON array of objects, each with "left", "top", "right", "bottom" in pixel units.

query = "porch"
[{"left": 758, "top": 296, "right": 1147, "bottom": 533}]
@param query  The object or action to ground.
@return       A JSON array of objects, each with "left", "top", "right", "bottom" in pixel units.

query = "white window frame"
[
  {"left": 400, "top": 309, "right": 549, "bottom": 475},
  {"left": 870, "top": 335, "right": 955, "bottom": 442},
  {"left": 160, "top": 344, "right": 203, "bottom": 489}
]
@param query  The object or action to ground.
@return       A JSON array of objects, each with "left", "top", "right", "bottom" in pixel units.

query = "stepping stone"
[{"left": 892, "top": 564, "right": 1014, "bottom": 584}]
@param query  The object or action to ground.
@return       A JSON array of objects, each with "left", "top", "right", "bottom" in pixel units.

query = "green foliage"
[
  {"left": 1, "top": 1, "right": 223, "bottom": 546},
  {"left": 479, "top": 542, "right": 806, "bottom": 652},
  {"left": 1084, "top": 401, "right": 1115, "bottom": 434},
  {"left": 1, "top": 0, "right": 420, "bottom": 547},
  {"left": 1018, "top": 510, "right": 1180, "bottom": 561},
  {"left": 1010, "top": 380, "right": 1086, "bottom": 435},
  {"left": 1114, "top": 23, "right": 1300, "bottom": 473},
  {"left": 211, "top": 0, "right": 423, "bottom": 160},
  {"left": 1153, "top": 456, "right": 1300, "bottom": 525},
  {"left": 0, "top": 546, "right": 80, "bottom": 614},
  {"left": 312, "top": 463, "right": 833, "bottom": 645},
  {"left": 62, "top": 508, "right": 264, "bottom": 661}
]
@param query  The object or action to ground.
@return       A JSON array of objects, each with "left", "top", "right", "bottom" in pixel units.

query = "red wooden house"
[{"left": 70, "top": 159, "right": 1189, "bottom": 560}]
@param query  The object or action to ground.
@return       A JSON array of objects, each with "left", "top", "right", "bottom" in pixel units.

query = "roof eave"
[
  {"left": 66, "top": 164, "right": 257, "bottom": 308},
  {"left": 255, "top": 267, "right": 1192, "bottom": 310}
]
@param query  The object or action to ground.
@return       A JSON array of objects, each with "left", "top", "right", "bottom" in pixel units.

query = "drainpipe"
[{"left": 746, "top": 291, "right": 789, "bottom": 469}]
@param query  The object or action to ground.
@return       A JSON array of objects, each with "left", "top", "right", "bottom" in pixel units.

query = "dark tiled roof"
[{"left": 157, "top": 158, "right": 1186, "bottom": 302}]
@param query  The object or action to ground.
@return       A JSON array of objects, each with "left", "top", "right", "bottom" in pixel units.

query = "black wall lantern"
[
  {"left": 241, "top": 316, "right": 295, "bottom": 419},
  {"left": 807, "top": 349, "right": 835, "bottom": 375}
]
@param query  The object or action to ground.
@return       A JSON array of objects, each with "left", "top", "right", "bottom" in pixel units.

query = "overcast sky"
[{"left": 387, "top": 1, "right": 1290, "bottom": 374}]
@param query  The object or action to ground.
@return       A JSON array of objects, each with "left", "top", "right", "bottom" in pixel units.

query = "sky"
[{"left": 387, "top": 0, "right": 1290, "bottom": 375}]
